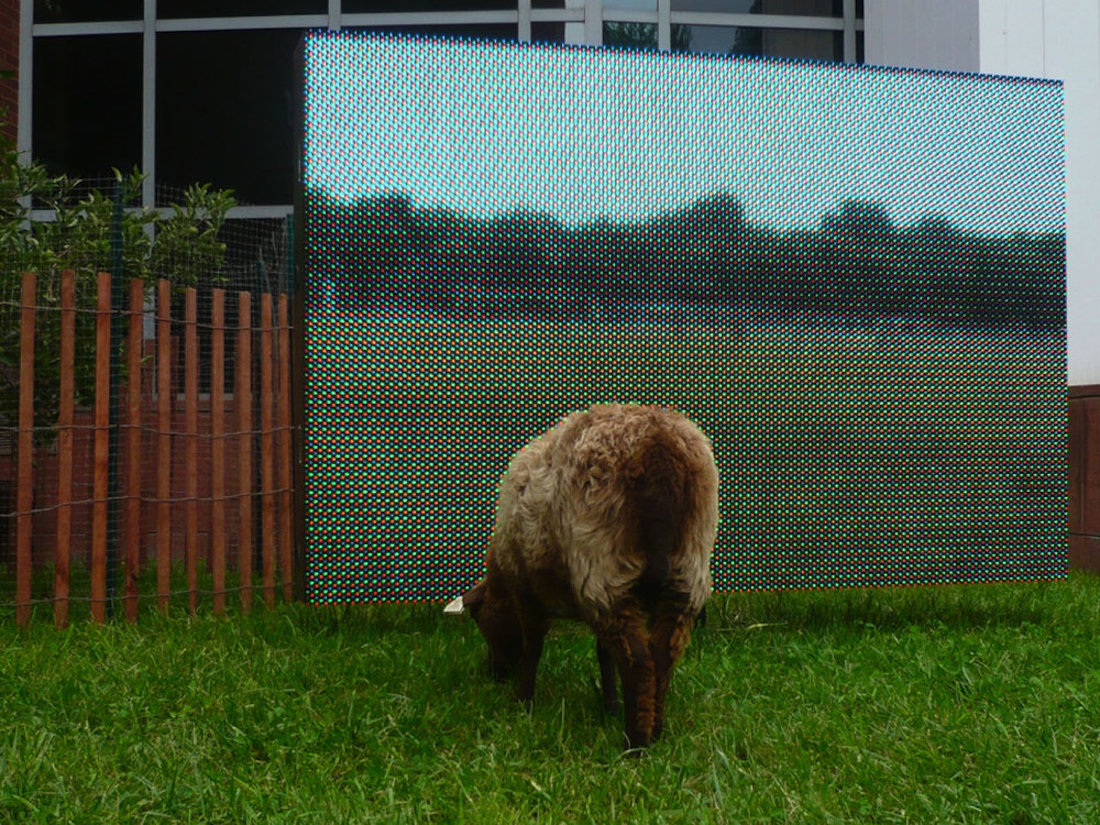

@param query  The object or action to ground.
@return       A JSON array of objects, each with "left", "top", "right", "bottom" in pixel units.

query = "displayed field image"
[
  {"left": 306, "top": 307, "right": 1064, "bottom": 602},
  {"left": 300, "top": 32, "right": 1065, "bottom": 603}
]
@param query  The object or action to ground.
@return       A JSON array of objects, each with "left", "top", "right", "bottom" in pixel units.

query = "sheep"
[{"left": 455, "top": 403, "right": 719, "bottom": 750}]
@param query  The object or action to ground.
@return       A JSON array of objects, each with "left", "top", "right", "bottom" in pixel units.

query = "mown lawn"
[{"left": 2, "top": 574, "right": 1098, "bottom": 823}]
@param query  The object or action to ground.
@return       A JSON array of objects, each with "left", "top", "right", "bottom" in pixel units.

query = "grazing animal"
[{"left": 459, "top": 403, "right": 719, "bottom": 750}]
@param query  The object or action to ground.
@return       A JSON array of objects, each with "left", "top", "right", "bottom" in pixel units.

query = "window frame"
[{"left": 23, "top": 0, "right": 863, "bottom": 219}]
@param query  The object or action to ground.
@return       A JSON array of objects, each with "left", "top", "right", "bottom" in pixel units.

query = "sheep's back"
[{"left": 491, "top": 404, "right": 718, "bottom": 618}]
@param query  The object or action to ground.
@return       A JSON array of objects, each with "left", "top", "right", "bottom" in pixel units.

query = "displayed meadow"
[
  {"left": 2, "top": 574, "right": 1098, "bottom": 823},
  {"left": 307, "top": 313, "right": 1064, "bottom": 599}
]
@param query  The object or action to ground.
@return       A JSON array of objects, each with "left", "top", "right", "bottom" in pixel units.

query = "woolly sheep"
[{"left": 456, "top": 403, "right": 719, "bottom": 750}]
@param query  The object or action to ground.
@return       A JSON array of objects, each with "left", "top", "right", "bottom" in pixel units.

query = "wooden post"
[
  {"left": 124, "top": 279, "right": 144, "bottom": 623},
  {"left": 261, "top": 293, "right": 276, "bottom": 607},
  {"left": 156, "top": 280, "right": 172, "bottom": 614},
  {"left": 211, "top": 289, "right": 226, "bottom": 616},
  {"left": 277, "top": 294, "right": 293, "bottom": 604},
  {"left": 237, "top": 292, "right": 253, "bottom": 613},
  {"left": 55, "top": 271, "right": 76, "bottom": 629},
  {"left": 184, "top": 288, "right": 198, "bottom": 615},
  {"left": 16, "top": 273, "right": 36, "bottom": 628},
  {"left": 90, "top": 272, "right": 111, "bottom": 623}
]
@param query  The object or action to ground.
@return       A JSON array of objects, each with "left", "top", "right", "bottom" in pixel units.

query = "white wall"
[
  {"left": 867, "top": 0, "right": 1100, "bottom": 385},
  {"left": 864, "top": 0, "right": 979, "bottom": 73}
]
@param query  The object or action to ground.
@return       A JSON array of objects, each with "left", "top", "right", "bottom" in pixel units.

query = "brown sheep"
[{"left": 456, "top": 403, "right": 719, "bottom": 750}]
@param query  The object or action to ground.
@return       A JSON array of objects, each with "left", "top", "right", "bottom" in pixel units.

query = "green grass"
[
  {"left": 0, "top": 560, "right": 292, "bottom": 628},
  {"left": 3, "top": 575, "right": 1099, "bottom": 823}
]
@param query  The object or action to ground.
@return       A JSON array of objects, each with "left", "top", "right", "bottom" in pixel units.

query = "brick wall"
[
  {"left": 0, "top": 330, "right": 288, "bottom": 578},
  {"left": 1069, "top": 386, "right": 1100, "bottom": 573},
  {"left": 0, "top": 395, "right": 277, "bottom": 576},
  {"left": 0, "top": 0, "right": 18, "bottom": 143}
]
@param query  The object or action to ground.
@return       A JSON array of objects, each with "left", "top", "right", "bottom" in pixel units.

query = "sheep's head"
[{"left": 462, "top": 580, "right": 523, "bottom": 682}]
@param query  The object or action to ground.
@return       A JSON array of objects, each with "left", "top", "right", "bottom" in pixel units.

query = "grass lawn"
[{"left": 2, "top": 574, "right": 1098, "bottom": 823}]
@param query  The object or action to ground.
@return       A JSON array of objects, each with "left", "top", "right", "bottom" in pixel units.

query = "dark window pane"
[
  {"left": 218, "top": 217, "right": 293, "bottom": 291},
  {"left": 34, "top": 0, "right": 141, "bottom": 23},
  {"left": 530, "top": 22, "right": 566, "bottom": 43},
  {"left": 679, "top": 23, "right": 840, "bottom": 60},
  {"left": 159, "top": 0, "right": 325, "bottom": 16},
  {"left": 347, "top": 23, "right": 518, "bottom": 40},
  {"left": 343, "top": 1, "right": 514, "bottom": 11},
  {"left": 33, "top": 35, "right": 142, "bottom": 178},
  {"left": 672, "top": 0, "right": 842, "bottom": 14},
  {"left": 603, "top": 22, "right": 657, "bottom": 50},
  {"left": 157, "top": 29, "right": 302, "bottom": 205},
  {"left": 168, "top": 217, "right": 291, "bottom": 394}
]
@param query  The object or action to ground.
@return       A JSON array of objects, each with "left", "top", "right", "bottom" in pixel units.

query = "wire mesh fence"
[{"left": 0, "top": 178, "right": 298, "bottom": 626}]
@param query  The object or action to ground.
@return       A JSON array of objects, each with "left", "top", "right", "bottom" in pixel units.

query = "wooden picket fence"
[{"left": 6, "top": 270, "right": 296, "bottom": 628}]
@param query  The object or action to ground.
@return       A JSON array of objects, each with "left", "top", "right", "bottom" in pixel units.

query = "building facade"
[{"left": 7, "top": 0, "right": 1099, "bottom": 572}]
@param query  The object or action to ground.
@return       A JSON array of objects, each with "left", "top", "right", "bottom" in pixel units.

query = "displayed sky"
[{"left": 303, "top": 31, "right": 1064, "bottom": 233}]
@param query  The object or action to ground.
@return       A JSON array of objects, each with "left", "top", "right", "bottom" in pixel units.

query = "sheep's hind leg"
[
  {"left": 596, "top": 603, "right": 657, "bottom": 752},
  {"left": 596, "top": 639, "right": 619, "bottom": 715},
  {"left": 648, "top": 604, "right": 695, "bottom": 742}
]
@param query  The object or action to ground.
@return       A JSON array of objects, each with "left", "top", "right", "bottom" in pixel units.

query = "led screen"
[{"left": 299, "top": 31, "right": 1066, "bottom": 603}]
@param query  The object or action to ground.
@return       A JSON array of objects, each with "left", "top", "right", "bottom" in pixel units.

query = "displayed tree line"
[{"left": 307, "top": 190, "right": 1064, "bottom": 330}]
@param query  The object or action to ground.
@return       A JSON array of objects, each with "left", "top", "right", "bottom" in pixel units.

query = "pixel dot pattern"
[{"left": 301, "top": 32, "right": 1066, "bottom": 604}]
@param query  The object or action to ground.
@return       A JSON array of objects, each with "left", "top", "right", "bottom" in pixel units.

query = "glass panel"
[
  {"left": 679, "top": 24, "right": 840, "bottom": 60},
  {"left": 159, "top": 0, "right": 325, "bottom": 16},
  {"left": 217, "top": 217, "right": 292, "bottom": 285},
  {"left": 603, "top": 21, "right": 657, "bottom": 50},
  {"left": 530, "top": 22, "right": 567, "bottom": 43},
  {"left": 157, "top": 29, "right": 303, "bottom": 205},
  {"left": 347, "top": 23, "right": 518, "bottom": 39},
  {"left": 605, "top": 0, "right": 657, "bottom": 10},
  {"left": 672, "top": 0, "right": 842, "bottom": 15},
  {"left": 32, "top": 35, "right": 142, "bottom": 178},
  {"left": 34, "top": 0, "right": 141, "bottom": 23},
  {"left": 342, "top": 1, "right": 515, "bottom": 11}
]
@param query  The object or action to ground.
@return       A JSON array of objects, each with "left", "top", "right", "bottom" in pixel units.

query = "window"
[
  {"left": 342, "top": 1, "right": 515, "bottom": 11},
  {"left": 32, "top": 35, "right": 142, "bottom": 179},
  {"left": 157, "top": 30, "right": 302, "bottom": 205},
  {"left": 27, "top": 1, "right": 863, "bottom": 217},
  {"left": 672, "top": 0, "right": 843, "bottom": 14},
  {"left": 604, "top": 22, "right": 658, "bottom": 50},
  {"left": 158, "top": 0, "right": 326, "bottom": 17},
  {"left": 681, "top": 24, "right": 841, "bottom": 60},
  {"left": 34, "top": 0, "right": 141, "bottom": 23}
]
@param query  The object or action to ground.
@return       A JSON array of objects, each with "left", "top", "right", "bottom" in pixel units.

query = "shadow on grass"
[
  {"left": 703, "top": 574, "right": 1094, "bottom": 634},
  {"left": 6, "top": 559, "right": 1095, "bottom": 641}
]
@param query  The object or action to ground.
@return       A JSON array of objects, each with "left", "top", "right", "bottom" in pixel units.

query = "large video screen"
[{"left": 299, "top": 31, "right": 1066, "bottom": 604}]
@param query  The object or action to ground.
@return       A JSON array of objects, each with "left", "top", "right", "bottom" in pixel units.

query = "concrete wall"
[{"left": 864, "top": 0, "right": 979, "bottom": 73}]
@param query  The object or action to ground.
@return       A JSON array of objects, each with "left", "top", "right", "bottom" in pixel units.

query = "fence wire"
[{"left": 1, "top": 179, "right": 298, "bottom": 624}]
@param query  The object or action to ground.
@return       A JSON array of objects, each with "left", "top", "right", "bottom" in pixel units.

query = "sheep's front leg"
[
  {"left": 513, "top": 600, "right": 550, "bottom": 707},
  {"left": 596, "top": 639, "right": 619, "bottom": 715},
  {"left": 597, "top": 603, "right": 656, "bottom": 751}
]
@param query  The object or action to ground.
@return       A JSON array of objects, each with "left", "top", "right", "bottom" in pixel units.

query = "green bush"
[{"left": 0, "top": 112, "right": 236, "bottom": 438}]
